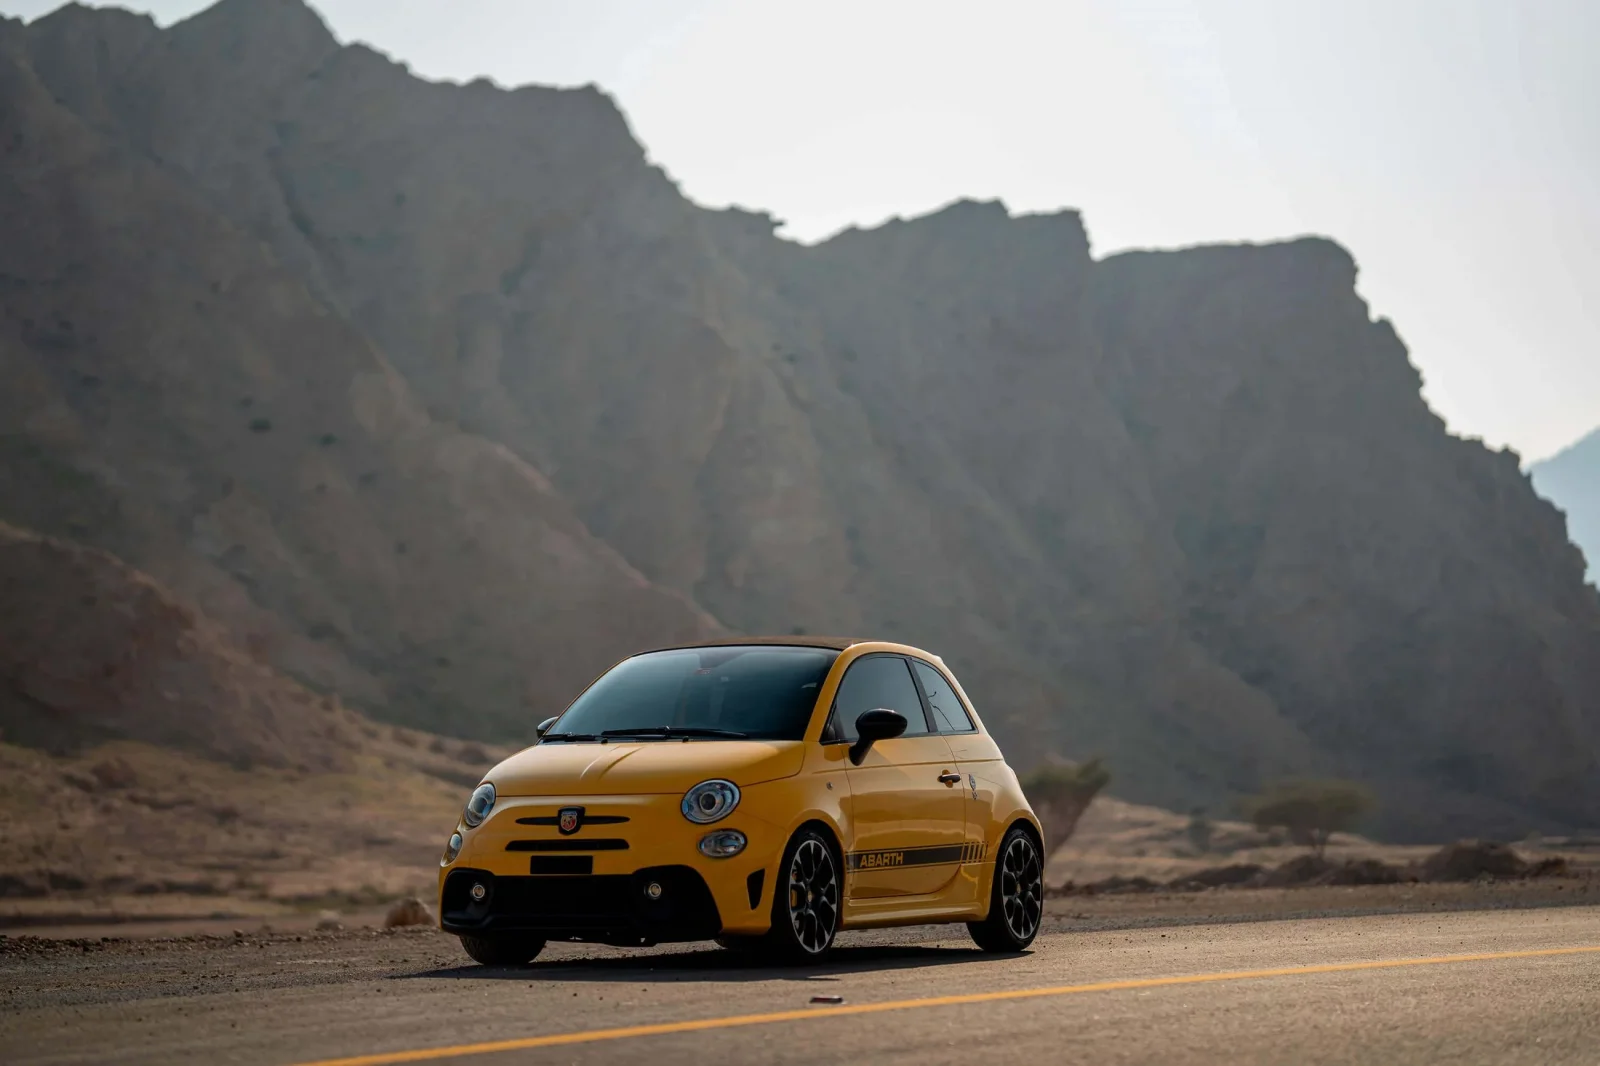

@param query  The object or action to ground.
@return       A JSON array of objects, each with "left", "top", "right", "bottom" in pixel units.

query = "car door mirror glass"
[{"left": 849, "top": 707, "right": 907, "bottom": 765}]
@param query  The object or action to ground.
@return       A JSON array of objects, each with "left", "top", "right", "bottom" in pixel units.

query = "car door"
[
  {"left": 832, "top": 654, "right": 967, "bottom": 899},
  {"left": 909, "top": 658, "right": 997, "bottom": 866}
]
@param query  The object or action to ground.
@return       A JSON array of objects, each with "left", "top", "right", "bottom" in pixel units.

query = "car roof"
[
  {"left": 640, "top": 635, "right": 940, "bottom": 659},
  {"left": 644, "top": 635, "right": 861, "bottom": 652}
]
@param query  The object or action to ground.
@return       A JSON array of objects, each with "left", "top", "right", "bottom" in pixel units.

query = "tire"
[
  {"left": 967, "top": 824, "right": 1043, "bottom": 953},
  {"left": 458, "top": 933, "right": 545, "bottom": 966},
  {"left": 758, "top": 826, "right": 842, "bottom": 963}
]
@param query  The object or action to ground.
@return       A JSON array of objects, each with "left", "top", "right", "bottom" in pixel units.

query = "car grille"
[
  {"left": 441, "top": 866, "right": 722, "bottom": 945},
  {"left": 504, "top": 838, "right": 629, "bottom": 852}
]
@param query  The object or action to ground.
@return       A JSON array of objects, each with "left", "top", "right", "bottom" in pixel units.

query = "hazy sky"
[{"left": 5, "top": 0, "right": 1596, "bottom": 462}]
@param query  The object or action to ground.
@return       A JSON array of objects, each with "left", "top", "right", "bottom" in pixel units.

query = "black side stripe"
[{"left": 846, "top": 840, "right": 987, "bottom": 871}]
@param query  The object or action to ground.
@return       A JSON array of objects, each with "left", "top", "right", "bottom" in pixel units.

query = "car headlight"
[
  {"left": 681, "top": 779, "right": 740, "bottom": 824},
  {"left": 441, "top": 831, "right": 463, "bottom": 866},
  {"left": 462, "top": 783, "right": 496, "bottom": 828}
]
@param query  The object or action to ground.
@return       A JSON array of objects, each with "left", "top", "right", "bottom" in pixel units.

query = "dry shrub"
[
  {"left": 89, "top": 757, "right": 139, "bottom": 789},
  {"left": 1419, "top": 840, "right": 1527, "bottom": 882},
  {"left": 1528, "top": 856, "right": 1571, "bottom": 878},
  {"left": 383, "top": 896, "right": 434, "bottom": 929},
  {"left": 1165, "top": 863, "right": 1264, "bottom": 891},
  {"left": 1018, "top": 756, "right": 1111, "bottom": 859}
]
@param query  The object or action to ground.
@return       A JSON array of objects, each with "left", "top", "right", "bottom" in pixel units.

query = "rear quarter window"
[{"left": 912, "top": 660, "right": 976, "bottom": 733}]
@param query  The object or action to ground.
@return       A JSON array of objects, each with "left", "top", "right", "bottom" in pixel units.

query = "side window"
[
  {"left": 912, "top": 661, "right": 975, "bottom": 733},
  {"left": 830, "top": 655, "right": 930, "bottom": 741}
]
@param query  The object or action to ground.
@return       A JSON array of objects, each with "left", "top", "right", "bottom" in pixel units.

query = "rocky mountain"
[
  {"left": 2, "top": 0, "right": 1597, "bottom": 840},
  {"left": 1531, "top": 428, "right": 1599, "bottom": 586},
  {"left": 0, "top": 523, "right": 501, "bottom": 906},
  {"left": 0, "top": 520, "right": 361, "bottom": 769}
]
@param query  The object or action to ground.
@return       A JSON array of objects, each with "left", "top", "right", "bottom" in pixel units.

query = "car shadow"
[{"left": 398, "top": 941, "right": 1020, "bottom": 984}]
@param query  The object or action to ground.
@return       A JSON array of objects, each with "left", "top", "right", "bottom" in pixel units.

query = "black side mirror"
[
  {"left": 536, "top": 716, "right": 559, "bottom": 738},
  {"left": 849, "top": 708, "right": 907, "bottom": 765}
]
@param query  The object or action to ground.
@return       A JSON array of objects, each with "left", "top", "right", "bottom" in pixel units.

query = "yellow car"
[{"left": 437, "top": 637, "right": 1045, "bottom": 964}]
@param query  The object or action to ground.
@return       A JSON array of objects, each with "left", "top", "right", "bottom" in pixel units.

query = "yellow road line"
[{"left": 289, "top": 944, "right": 1600, "bottom": 1066}]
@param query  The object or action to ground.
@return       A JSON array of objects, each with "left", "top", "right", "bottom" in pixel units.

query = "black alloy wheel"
[
  {"left": 761, "top": 827, "right": 841, "bottom": 962},
  {"left": 968, "top": 825, "right": 1043, "bottom": 952}
]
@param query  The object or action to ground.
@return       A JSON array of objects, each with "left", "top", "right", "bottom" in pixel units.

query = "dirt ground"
[
  {"left": 2, "top": 870, "right": 1592, "bottom": 947},
  {"left": 5, "top": 748, "right": 1596, "bottom": 942},
  {"left": 0, "top": 736, "right": 503, "bottom": 932},
  {"left": 1048, "top": 794, "right": 1600, "bottom": 884}
]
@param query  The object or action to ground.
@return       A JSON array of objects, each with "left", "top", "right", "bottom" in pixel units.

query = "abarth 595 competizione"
[{"left": 437, "top": 637, "right": 1046, "bottom": 964}]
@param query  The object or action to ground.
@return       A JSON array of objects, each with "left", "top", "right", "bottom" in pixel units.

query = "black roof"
[{"left": 642, "top": 635, "right": 862, "bottom": 653}]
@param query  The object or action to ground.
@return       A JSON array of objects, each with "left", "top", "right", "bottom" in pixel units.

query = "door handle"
[{"left": 938, "top": 771, "right": 962, "bottom": 785}]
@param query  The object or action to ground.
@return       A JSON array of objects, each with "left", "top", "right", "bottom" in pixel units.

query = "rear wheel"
[
  {"left": 968, "top": 825, "right": 1043, "bottom": 953},
  {"left": 459, "top": 933, "right": 545, "bottom": 966},
  {"left": 758, "top": 827, "right": 842, "bottom": 963}
]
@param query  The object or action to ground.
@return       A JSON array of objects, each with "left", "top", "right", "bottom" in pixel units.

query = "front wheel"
[
  {"left": 968, "top": 825, "right": 1043, "bottom": 953},
  {"left": 459, "top": 933, "right": 545, "bottom": 966},
  {"left": 759, "top": 827, "right": 842, "bottom": 963}
]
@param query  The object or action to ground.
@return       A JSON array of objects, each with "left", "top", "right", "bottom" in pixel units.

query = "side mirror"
[
  {"left": 536, "top": 716, "right": 559, "bottom": 739},
  {"left": 849, "top": 708, "right": 907, "bottom": 765}
]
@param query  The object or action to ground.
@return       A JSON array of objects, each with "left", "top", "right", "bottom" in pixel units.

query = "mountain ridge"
[
  {"left": 1531, "top": 426, "right": 1600, "bottom": 585},
  {"left": 3, "top": 0, "right": 1598, "bottom": 840}
]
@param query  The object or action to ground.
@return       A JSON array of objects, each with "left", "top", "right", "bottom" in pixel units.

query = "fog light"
[
  {"left": 470, "top": 881, "right": 488, "bottom": 902},
  {"left": 698, "top": 829, "right": 747, "bottom": 859},
  {"left": 644, "top": 881, "right": 664, "bottom": 900},
  {"left": 441, "top": 832, "right": 463, "bottom": 866}
]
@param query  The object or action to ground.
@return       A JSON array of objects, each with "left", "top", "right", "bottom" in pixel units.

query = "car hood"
[{"left": 487, "top": 739, "right": 807, "bottom": 797}]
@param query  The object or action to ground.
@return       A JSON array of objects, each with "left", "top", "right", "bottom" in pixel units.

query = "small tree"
[
  {"left": 1018, "top": 756, "right": 1111, "bottom": 860},
  {"left": 1239, "top": 778, "right": 1376, "bottom": 859}
]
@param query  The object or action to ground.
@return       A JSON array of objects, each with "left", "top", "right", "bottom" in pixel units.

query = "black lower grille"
[
  {"left": 505, "top": 839, "right": 629, "bottom": 852},
  {"left": 441, "top": 866, "right": 723, "bottom": 945}
]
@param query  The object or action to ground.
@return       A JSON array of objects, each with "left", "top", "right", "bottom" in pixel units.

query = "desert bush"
[
  {"left": 89, "top": 757, "right": 138, "bottom": 790},
  {"left": 1238, "top": 778, "right": 1376, "bottom": 859},
  {"left": 1166, "top": 863, "right": 1264, "bottom": 891},
  {"left": 383, "top": 897, "right": 435, "bottom": 928},
  {"left": 1419, "top": 840, "right": 1527, "bottom": 882},
  {"left": 1018, "top": 756, "right": 1111, "bottom": 859}
]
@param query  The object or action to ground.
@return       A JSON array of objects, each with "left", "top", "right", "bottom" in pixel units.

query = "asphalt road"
[{"left": 3, "top": 905, "right": 1597, "bottom": 1065}]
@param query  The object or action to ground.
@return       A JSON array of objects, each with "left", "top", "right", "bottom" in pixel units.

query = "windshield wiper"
[
  {"left": 540, "top": 731, "right": 600, "bottom": 742},
  {"left": 599, "top": 726, "right": 750, "bottom": 741}
]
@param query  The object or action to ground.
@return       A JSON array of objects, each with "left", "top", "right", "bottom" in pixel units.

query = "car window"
[
  {"left": 912, "top": 660, "right": 975, "bottom": 733},
  {"left": 830, "top": 655, "right": 929, "bottom": 741}
]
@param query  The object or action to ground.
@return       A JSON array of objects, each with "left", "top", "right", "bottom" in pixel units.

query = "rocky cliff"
[
  {"left": 3, "top": 0, "right": 1597, "bottom": 839},
  {"left": 1532, "top": 428, "right": 1599, "bottom": 586}
]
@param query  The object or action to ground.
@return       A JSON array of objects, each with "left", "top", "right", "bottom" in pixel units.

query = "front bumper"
[{"left": 437, "top": 792, "right": 783, "bottom": 944}]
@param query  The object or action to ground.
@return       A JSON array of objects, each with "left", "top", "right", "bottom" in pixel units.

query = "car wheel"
[
  {"left": 761, "top": 827, "right": 842, "bottom": 962},
  {"left": 458, "top": 933, "right": 545, "bottom": 966},
  {"left": 967, "top": 824, "right": 1043, "bottom": 953}
]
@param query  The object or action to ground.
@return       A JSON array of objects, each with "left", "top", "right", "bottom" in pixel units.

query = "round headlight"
[
  {"left": 441, "top": 832, "right": 463, "bottom": 866},
  {"left": 681, "top": 779, "right": 740, "bottom": 824},
  {"left": 462, "top": 783, "right": 496, "bottom": 828},
  {"left": 698, "top": 829, "right": 747, "bottom": 858}
]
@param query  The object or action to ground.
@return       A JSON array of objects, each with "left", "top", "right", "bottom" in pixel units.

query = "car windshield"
[{"left": 546, "top": 645, "right": 838, "bottom": 742}]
